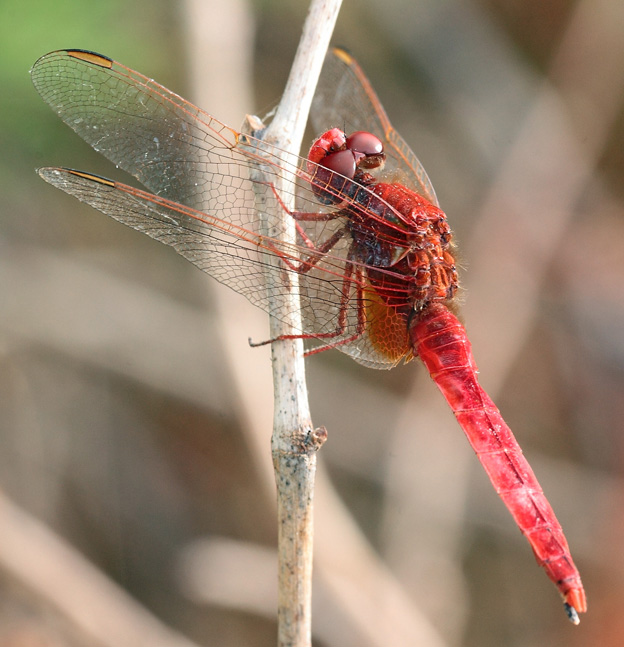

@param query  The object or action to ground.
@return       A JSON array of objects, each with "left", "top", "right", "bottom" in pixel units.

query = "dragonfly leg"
[
  {"left": 249, "top": 255, "right": 368, "bottom": 354},
  {"left": 264, "top": 180, "right": 342, "bottom": 251},
  {"left": 252, "top": 181, "right": 352, "bottom": 272},
  {"left": 304, "top": 260, "right": 366, "bottom": 357},
  {"left": 262, "top": 227, "right": 346, "bottom": 276}
]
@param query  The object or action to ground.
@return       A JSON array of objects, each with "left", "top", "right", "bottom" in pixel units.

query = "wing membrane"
[
  {"left": 32, "top": 49, "right": 421, "bottom": 368},
  {"left": 39, "top": 167, "right": 406, "bottom": 368}
]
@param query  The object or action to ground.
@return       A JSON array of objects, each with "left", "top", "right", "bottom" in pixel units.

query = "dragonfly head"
[{"left": 307, "top": 128, "right": 385, "bottom": 205}]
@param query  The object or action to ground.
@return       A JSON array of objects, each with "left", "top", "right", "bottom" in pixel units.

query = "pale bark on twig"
[{"left": 255, "top": 1, "right": 342, "bottom": 645}]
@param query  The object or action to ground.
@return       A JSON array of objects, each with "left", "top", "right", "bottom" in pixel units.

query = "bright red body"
[
  {"left": 307, "top": 125, "right": 586, "bottom": 618},
  {"left": 410, "top": 303, "right": 586, "bottom": 616},
  {"left": 32, "top": 46, "right": 586, "bottom": 620}
]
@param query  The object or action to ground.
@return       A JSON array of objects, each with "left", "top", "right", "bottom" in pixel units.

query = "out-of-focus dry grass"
[{"left": 1, "top": 0, "right": 623, "bottom": 645}]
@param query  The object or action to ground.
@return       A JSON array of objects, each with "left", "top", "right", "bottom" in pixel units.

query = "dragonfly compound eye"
[
  {"left": 345, "top": 131, "right": 385, "bottom": 169},
  {"left": 320, "top": 149, "right": 357, "bottom": 178},
  {"left": 310, "top": 149, "right": 358, "bottom": 205}
]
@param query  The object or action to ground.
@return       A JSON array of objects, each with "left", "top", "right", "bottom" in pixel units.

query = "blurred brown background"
[{"left": 1, "top": 0, "right": 623, "bottom": 645}]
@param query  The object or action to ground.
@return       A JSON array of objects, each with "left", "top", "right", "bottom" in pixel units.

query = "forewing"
[
  {"left": 31, "top": 50, "right": 347, "bottom": 253},
  {"left": 32, "top": 50, "right": 236, "bottom": 212}
]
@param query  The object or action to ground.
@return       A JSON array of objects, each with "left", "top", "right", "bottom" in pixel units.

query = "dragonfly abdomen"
[{"left": 410, "top": 303, "right": 586, "bottom": 618}]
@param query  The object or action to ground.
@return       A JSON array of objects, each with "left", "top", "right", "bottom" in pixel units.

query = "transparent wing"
[
  {"left": 32, "top": 49, "right": 415, "bottom": 369},
  {"left": 38, "top": 167, "right": 410, "bottom": 369},
  {"left": 32, "top": 50, "right": 281, "bottom": 216}
]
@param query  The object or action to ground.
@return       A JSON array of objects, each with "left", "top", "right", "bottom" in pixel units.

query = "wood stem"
[{"left": 258, "top": 1, "right": 342, "bottom": 644}]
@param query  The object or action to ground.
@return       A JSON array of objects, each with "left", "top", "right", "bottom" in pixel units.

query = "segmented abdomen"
[{"left": 409, "top": 303, "right": 586, "bottom": 615}]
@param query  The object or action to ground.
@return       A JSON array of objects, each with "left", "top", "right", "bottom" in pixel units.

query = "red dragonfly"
[{"left": 32, "top": 47, "right": 586, "bottom": 622}]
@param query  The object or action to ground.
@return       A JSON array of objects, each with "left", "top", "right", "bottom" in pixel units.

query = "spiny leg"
[{"left": 250, "top": 250, "right": 369, "bottom": 353}]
